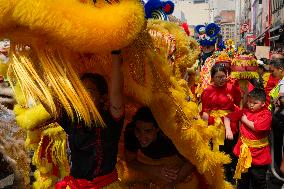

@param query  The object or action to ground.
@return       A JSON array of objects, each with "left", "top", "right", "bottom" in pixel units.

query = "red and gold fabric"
[
  {"left": 229, "top": 108, "right": 272, "bottom": 179},
  {"left": 234, "top": 136, "right": 269, "bottom": 179},
  {"left": 195, "top": 57, "right": 215, "bottom": 98},
  {"left": 201, "top": 83, "right": 241, "bottom": 114},
  {"left": 201, "top": 83, "right": 241, "bottom": 150},
  {"left": 208, "top": 110, "right": 230, "bottom": 151},
  {"left": 231, "top": 55, "right": 259, "bottom": 80},
  {"left": 55, "top": 169, "right": 122, "bottom": 189}
]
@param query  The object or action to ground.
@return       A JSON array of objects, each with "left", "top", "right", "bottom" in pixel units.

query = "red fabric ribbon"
[
  {"left": 55, "top": 169, "right": 118, "bottom": 189},
  {"left": 231, "top": 65, "right": 258, "bottom": 72}
]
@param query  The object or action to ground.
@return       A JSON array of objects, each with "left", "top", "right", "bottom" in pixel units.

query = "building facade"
[
  {"left": 235, "top": 0, "right": 284, "bottom": 52},
  {"left": 173, "top": 0, "right": 211, "bottom": 25},
  {"left": 215, "top": 10, "right": 236, "bottom": 41},
  {"left": 270, "top": 0, "right": 284, "bottom": 52}
]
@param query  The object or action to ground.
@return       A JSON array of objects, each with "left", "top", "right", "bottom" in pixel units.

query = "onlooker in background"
[
  {"left": 260, "top": 58, "right": 281, "bottom": 109},
  {"left": 269, "top": 58, "right": 284, "bottom": 112},
  {"left": 271, "top": 53, "right": 284, "bottom": 60}
]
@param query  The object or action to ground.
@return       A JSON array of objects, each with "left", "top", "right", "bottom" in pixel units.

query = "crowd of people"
[
  {"left": 0, "top": 44, "right": 283, "bottom": 189},
  {"left": 0, "top": 29, "right": 283, "bottom": 188},
  {"left": 197, "top": 53, "right": 284, "bottom": 189}
]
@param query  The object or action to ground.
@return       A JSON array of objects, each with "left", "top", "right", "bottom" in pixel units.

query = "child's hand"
[
  {"left": 225, "top": 129, "right": 233, "bottom": 140},
  {"left": 241, "top": 114, "right": 248, "bottom": 123}
]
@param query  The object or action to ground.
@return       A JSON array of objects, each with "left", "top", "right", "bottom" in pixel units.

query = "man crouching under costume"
[{"left": 120, "top": 106, "right": 206, "bottom": 189}]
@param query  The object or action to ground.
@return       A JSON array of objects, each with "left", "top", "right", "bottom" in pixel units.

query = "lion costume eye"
[{"left": 208, "top": 28, "right": 215, "bottom": 36}]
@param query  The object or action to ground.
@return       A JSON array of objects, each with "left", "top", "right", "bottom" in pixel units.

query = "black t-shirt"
[
  {"left": 61, "top": 110, "right": 124, "bottom": 180},
  {"left": 124, "top": 122, "right": 178, "bottom": 159}
]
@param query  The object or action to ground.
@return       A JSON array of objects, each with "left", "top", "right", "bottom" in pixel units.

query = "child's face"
[{"left": 247, "top": 97, "right": 265, "bottom": 112}]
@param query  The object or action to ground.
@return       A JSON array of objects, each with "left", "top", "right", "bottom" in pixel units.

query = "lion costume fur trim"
[{"left": 0, "top": 0, "right": 145, "bottom": 53}]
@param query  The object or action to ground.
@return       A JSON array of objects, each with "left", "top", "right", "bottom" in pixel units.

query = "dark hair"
[
  {"left": 248, "top": 88, "right": 266, "bottom": 102},
  {"left": 242, "top": 51, "right": 251, "bottom": 55},
  {"left": 270, "top": 58, "right": 284, "bottom": 70},
  {"left": 133, "top": 107, "right": 158, "bottom": 128},
  {"left": 258, "top": 64, "right": 265, "bottom": 70},
  {"left": 81, "top": 73, "right": 108, "bottom": 95},
  {"left": 210, "top": 63, "right": 228, "bottom": 77}
]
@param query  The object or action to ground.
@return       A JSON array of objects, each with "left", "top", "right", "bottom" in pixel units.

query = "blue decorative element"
[
  {"left": 187, "top": 96, "right": 191, "bottom": 102},
  {"left": 206, "top": 23, "right": 220, "bottom": 38},
  {"left": 195, "top": 25, "right": 206, "bottom": 35},
  {"left": 195, "top": 23, "right": 223, "bottom": 47},
  {"left": 144, "top": 0, "right": 175, "bottom": 20},
  {"left": 151, "top": 10, "right": 167, "bottom": 20},
  {"left": 217, "top": 34, "right": 226, "bottom": 51}
]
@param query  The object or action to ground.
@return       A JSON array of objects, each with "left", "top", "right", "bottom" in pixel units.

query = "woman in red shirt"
[{"left": 201, "top": 64, "right": 241, "bottom": 183}]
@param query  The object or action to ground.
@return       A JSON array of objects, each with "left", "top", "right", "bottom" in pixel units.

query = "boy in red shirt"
[{"left": 224, "top": 88, "right": 272, "bottom": 189}]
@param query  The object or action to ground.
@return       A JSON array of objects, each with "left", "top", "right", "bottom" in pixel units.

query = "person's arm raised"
[{"left": 110, "top": 50, "right": 124, "bottom": 119}]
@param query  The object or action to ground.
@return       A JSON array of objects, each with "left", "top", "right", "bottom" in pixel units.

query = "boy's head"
[
  {"left": 81, "top": 73, "right": 108, "bottom": 108},
  {"left": 247, "top": 88, "right": 266, "bottom": 112},
  {"left": 133, "top": 107, "right": 159, "bottom": 147}
]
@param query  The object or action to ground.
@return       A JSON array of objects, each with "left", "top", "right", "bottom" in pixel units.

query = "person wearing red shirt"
[
  {"left": 201, "top": 64, "right": 241, "bottom": 143},
  {"left": 263, "top": 72, "right": 279, "bottom": 107},
  {"left": 201, "top": 64, "right": 241, "bottom": 183},
  {"left": 225, "top": 88, "right": 272, "bottom": 189}
]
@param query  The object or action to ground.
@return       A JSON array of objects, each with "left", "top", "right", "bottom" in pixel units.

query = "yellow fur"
[
  {"left": 0, "top": 63, "right": 8, "bottom": 76},
  {"left": 262, "top": 72, "right": 270, "bottom": 88},
  {"left": 0, "top": 0, "right": 145, "bottom": 53},
  {"left": 147, "top": 20, "right": 200, "bottom": 79},
  {"left": 33, "top": 123, "right": 70, "bottom": 188},
  {"left": 15, "top": 104, "right": 52, "bottom": 130}
]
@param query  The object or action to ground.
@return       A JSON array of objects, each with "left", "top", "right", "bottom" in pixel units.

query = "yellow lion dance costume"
[{"left": 0, "top": 0, "right": 232, "bottom": 188}]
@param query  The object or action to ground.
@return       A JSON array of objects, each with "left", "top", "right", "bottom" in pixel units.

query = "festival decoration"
[
  {"left": 231, "top": 55, "right": 259, "bottom": 108},
  {"left": 215, "top": 52, "right": 232, "bottom": 67},
  {"left": 195, "top": 23, "right": 225, "bottom": 64},
  {"left": 195, "top": 51, "right": 231, "bottom": 98},
  {"left": 0, "top": 0, "right": 232, "bottom": 188},
  {"left": 195, "top": 23, "right": 220, "bottom": 46},
  {"left": 181, "top": 22, "right": 190, "bottom": 36},
  {"left": 231, "top": 55, "right": 259, "bottom": 80},
  {"left": 225, "top": 39, "right": 235, "bottom": 58},
  {"left": 144, "top": 0, "right": 175, "bottom": 20}
]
